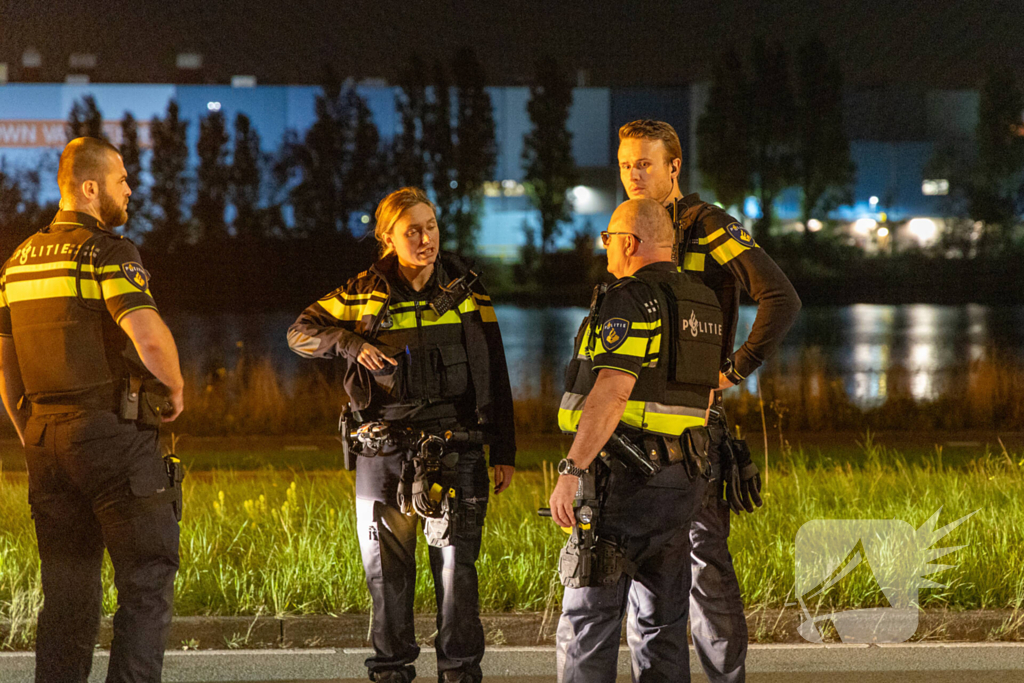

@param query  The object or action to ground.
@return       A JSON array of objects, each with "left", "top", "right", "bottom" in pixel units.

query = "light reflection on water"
[{"left": 163, "top": 304, "right": 1024, "bottom": 410}]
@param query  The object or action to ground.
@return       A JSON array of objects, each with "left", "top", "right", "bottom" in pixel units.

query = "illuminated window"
[{"left": 922, "top": 179, "right": 949, "bottom": 196}]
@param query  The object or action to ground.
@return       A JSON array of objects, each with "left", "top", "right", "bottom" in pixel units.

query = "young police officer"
[
  {"left": 0, "top": 137, "right": 184, "bottom": 683},
  {"left": 287, "top": 187, "right": 516, "bottom": 683},
  {"left": 550, "top": 198, "right": 723, "bottom": 682},
  {"left": 617, "top": 120, "right": 802, "bottom": 682}
]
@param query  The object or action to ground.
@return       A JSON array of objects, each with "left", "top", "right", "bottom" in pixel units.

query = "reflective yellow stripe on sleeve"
[
  {"left": 709, "top": 239, "right": 750, "bottom": 265},
  {"left": 320, "top": 296, "right": 385, "bottom": 322}
]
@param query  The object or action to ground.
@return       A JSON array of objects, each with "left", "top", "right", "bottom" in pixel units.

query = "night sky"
[{"left": 1, "top": 0, "right": 1022, "bottom": 87}]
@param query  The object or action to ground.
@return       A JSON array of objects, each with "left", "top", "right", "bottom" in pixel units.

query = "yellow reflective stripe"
[
  {"left": 683, "top": 252, "right": 706, "bottom": 272},
  {"left": 6, "top": 262, "right": 130, "bottom": 276},
  {"left": 390, "top": 308, "right": 462, "bottom": 330},
  {"left": 646, "top": 335, "right": 661, "bottom": 360},
  {"left": 478, "top": 304, "right": 497, "bottom": 323},
  {"left": 114, "top": 304, "right": 157, "bottom": 324},
  {"left": 631, "top": 320, "right": 660, "bottom": 331},
  {"left": 5, "top": 276, "right": 100, "bottom": 302},
  {"left": 338, "top": 289, "right": 387, "bottom": 303},
  {"left": 320, "top": 296, "right": 383, "bottom": 321},
  {"left": 621, "top": 400, "right": 706, "bottom": 436},
  {"left": 699, "top": 228, "right": 725, "bottom": 245},
  {"left": 458, "top": 296, "right": 480, "bottom": 314},
  {"left": 5, "top": 260, "right": 86, "bottom": 275},
  {"left": 710, "top": 239, "right": 750, "bottom": 265},
  {"left": 101, "top": 278, "right": 149, "bottom": 299},
  {"left": 558, "top": 392, "right": 587, "bottom": 432},
  {"left": 597, "top": 335, "right": 648, "bottom": 358}
]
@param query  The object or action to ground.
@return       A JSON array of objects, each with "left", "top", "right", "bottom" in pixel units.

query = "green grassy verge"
[{"left": 1, "top": 439, "right": 1022, "bottom": 649}]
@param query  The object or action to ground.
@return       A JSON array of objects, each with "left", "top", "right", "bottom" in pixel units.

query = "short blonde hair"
[
  {"left": 373, "top": 187, "right": 437, "bottom": 256},
  {"left": 618, "top": 119, "right": 683, "bottom": 165}
]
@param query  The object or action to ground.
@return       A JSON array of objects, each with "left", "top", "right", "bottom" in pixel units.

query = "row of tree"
[
  {"left": 696, "top": 37, "right": 855, "bottom": 240},
  {"left": 27, "top": 48, "right": 580, "bottom": 269}
]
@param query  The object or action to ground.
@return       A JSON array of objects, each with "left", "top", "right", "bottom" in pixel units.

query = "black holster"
[
  {"left": 120, "top": 376, "right": 173, "bottom": 428},
  {"left": 164, "top": 455, "right": 184, "bottom": 522}
]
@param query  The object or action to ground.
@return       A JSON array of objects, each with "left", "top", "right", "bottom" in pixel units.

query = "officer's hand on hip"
[
  {"left": 716, "top": 372, "right": 735, "bottom": 391},
  {"left": 163, "top": 388, "right": 184, "bottom": 422},
  {"left": 493, "top": 465, "right": 515, "bottom": 494},
  {"left": 357, "top": 343, "right": 398, "bottom": 371},
  {"left": 549, "top": 475, "right": 578, "bottom": 528}
]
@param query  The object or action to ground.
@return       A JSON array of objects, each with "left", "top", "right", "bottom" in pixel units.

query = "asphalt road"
[{"left": 3, "top": 644, "right": 1023, "bottom": 683}]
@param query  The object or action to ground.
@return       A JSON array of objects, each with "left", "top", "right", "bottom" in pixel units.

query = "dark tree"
[
  {"left": 278, "top": 75, "right": 345, "bottom": 236},
  {"left": 522, "top": 56, "right": 577, "bottom": 258},
  {"left": 148, "top": 101, "right": 190, "bottom": 249},
  {"left": 795, "top": 37, "right": 854, "bottom": 237},
  {"left": 395, "top": 53, "right": 430, "bottom": 190},
  {"left": 340, "top": 88, "right": 384, "bottom": 227},
  {"left": 194, "top": 110, "right": 231, "bottom": 241},
  {"left": 970, "top": 67, "right": 1024, "bottom": 249},
  {"left": 66, "top": 95, "right": 105, "bottom": 141},
  {"left": 120, "top": 112, "right": 147, "bottom": 238},
  {"left": 232, "top": 113, "right": 264, "bottom": 239},
  {"left": 749, "top": 39, "right": 797, "bottom": 238},
  {"left": 450, "top": 46, "right": 497, "bottom": 255},
  {"left": 696, "top": 47, "right": 751, "bottom": 210},
  {"left": 278, "top": 69, "right": 387, "bottom": 236},
  {"left": 426, "top": 60, "right": 458, "bottom": 242},
  {"left": 0, "top": 162, "right": 58, "bottom": 258}
]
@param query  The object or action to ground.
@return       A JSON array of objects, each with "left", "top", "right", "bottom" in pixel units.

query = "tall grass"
[
  {"left": 168, "top": 351, "right": 1024, "bottom": 436},
  {"left": 2, "top": 441, "right": 1023, "bottom": 647},
  {"left": 0, "top": 350, "right": 1021, "bottom": 439}
]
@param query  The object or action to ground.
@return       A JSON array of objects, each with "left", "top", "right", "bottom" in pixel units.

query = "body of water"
[{"left": 163, "top": 304, "right": 1024, "bottom": 409}]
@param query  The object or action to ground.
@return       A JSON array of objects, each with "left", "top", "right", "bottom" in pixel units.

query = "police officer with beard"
[
  {"left": 616, "top": 120, "right": 802, "bottom": 682},
  {"left": 550, "top": 198, "right": 723, "bottom": 682},
  {"left": 0, "top": 137, "right": 184, "bottom": 683},
  {"left": 287, "top": 187, "right": 516, "bottom": 683}
]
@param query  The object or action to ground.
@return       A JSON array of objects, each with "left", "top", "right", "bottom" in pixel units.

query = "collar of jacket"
[
  {"left": 46, "top": 210, "right": 108, "bottom": 233},
  {"left": 366, "top": 251, "right": 470, "bottom": 296}
]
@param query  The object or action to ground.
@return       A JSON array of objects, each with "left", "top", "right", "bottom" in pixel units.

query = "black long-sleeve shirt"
[{"left": 671, "top": 194, "right": 802, "bottom": 380}]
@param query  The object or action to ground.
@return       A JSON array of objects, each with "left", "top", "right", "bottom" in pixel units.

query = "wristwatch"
[
  {"left": 720, "top": 357, "right": 746, "bottom": 386},
  {"left": 557, "top": 458, "right": 587, "bottom": 478}
]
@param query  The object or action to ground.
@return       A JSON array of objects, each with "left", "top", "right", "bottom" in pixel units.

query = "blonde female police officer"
[{"left": 287, "top": 187, "right": 516, "bottom": 683}]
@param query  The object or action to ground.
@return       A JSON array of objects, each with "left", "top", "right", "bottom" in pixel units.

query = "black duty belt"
[{"left": 30, "top": 403, "right": 106, "bottom": 416}]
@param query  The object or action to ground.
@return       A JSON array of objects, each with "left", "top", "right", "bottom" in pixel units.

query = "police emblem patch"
[
  {"left": 121, "top": 262, "right": 149, "bottom": 291},
  {"left": 725, "top": 222, "right": 757, "bottom": 248},
  {"left": 601, "top": 318, "right": 631, "bottom": 352}
]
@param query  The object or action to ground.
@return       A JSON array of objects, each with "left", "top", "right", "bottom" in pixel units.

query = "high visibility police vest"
[
  {"left": 0, "top": 212, "right": 158, "bottom": 408},
  {"left": 558, "top": 267, "right": 723, "bottom": 437}
]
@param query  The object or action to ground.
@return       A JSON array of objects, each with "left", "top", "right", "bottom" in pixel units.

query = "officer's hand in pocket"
[{"left": 357, "top": 343, "right": 398, "bottom": 371}]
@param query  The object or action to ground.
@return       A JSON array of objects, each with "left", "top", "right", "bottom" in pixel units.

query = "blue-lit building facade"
[{"left": 0, "top": 81, "right": 977, "bottom": 256}]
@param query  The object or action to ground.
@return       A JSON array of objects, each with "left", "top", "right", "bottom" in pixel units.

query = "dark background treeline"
[{"left": 1, "top": 41, "right": 1023, "bottom": 309}]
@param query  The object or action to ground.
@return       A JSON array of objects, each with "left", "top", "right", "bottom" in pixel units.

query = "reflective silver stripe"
[
  {"left": 559, "top": 391, "right": 587, "bottom": 412},
  {"left": 286, "top": 329, "right": 322, "bottom": 357},
  {"left": 644, "top": 401, "right": 706, "bottom": 418}
]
